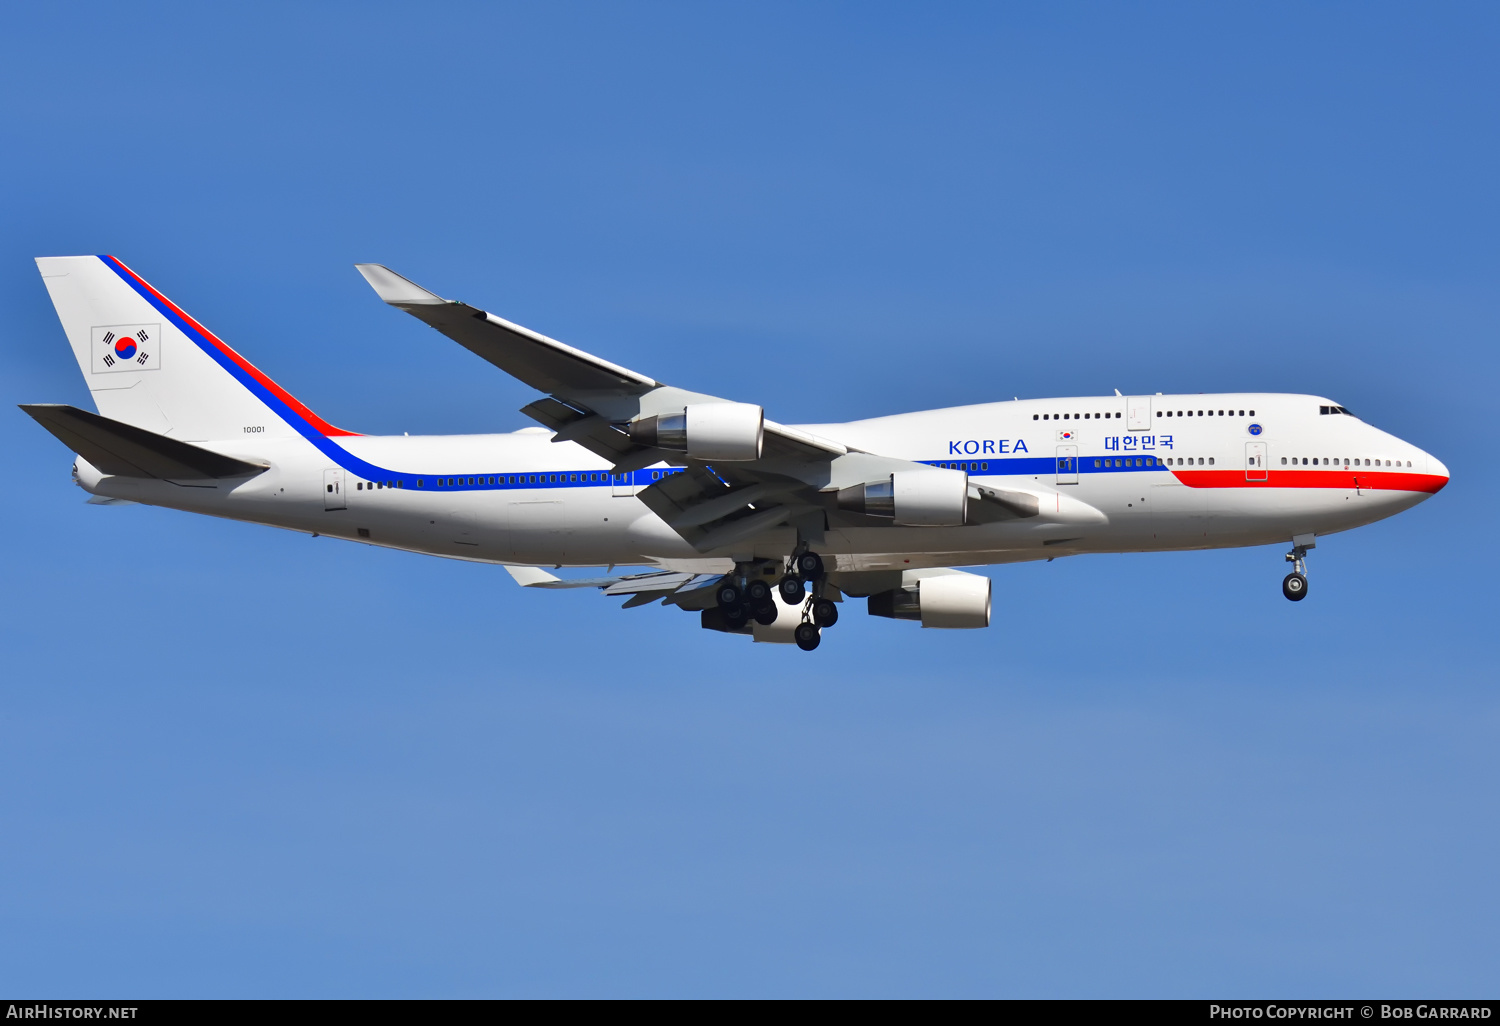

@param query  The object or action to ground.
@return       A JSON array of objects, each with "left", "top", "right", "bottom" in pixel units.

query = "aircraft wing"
[
  {"left": 357, "top": 264, "right": 1072, "bottom": 553},
  {"left": 355, "top": 264, "right": 848, "bottom": 468},
  {"left": 505, "top": 565, "right": 723, "bottom": 609},
  {"left": 355, "top": 264, "right": 659, "bottom": 399}
]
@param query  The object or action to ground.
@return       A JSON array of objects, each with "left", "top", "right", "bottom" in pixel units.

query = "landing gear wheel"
[
  {"left": 778, "top": 575, "right": 806, "bottom": 605},
  {"left": 716, "top": 582, "right": 743, "bottom": 609},
  {"left": 752, "top": 600, "right": 778, "bottom": 626},
  {"left": 723, "top": 605, "right": 750, "bottom": 628},
  {"left": 812, "top": 599, "right": 839, "bottom": 627},
  {"left": 1282, "top": 572, "right": 1308, "bottom": 601},
  {"left": 794, "top": 622, "right": 821, "bottom": 651},
  {"left": 745, "top": 579, "right": 771, "bottom": 603},
  {"left": 795, "top": 552, "right": 824, "bottom": 579}
]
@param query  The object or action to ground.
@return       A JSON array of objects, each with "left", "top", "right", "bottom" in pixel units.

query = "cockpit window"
[{"left": 1319, "top": 404, "right": 1357, "bottom": 417}]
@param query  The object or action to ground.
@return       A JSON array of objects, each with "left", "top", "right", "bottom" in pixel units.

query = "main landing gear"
[
  {"left": 790, "top": 549, "right": 831, "bottom": 651},
  {"left": 1282, "top": 537, "right": 1312, "bottom": 602},
  {"left": 713, "top": 551, "right": 835, "bottom": 650}
]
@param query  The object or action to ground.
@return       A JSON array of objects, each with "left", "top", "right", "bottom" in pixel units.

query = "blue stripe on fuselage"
[{"left": 101, "top": 258, "right": 1175, "bottom": 490}]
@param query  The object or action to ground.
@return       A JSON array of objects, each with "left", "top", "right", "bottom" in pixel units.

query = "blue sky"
[{"left": 2, "top": 1, "right": 1496, "bottom": 997}]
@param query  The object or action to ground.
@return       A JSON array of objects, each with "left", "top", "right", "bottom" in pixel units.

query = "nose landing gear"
[{"left": 1282, "top": 534, "right": 1314, "bottom": 601}]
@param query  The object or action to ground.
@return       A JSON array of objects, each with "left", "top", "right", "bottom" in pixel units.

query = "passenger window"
[
  {"left": 982, "top": 462, "right": 988, "bottom": 470},
  {"left": 1094, "top": 459, "right": 1101, "bottom": 467},
  {"left": 1208, "top": 457, "right": 1214, "bottom": 465}
]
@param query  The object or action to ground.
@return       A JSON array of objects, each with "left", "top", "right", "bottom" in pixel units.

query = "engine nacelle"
[
  {"left": 836, "top": 468, "right": 968, "bottom": 526},
  {"left": 867, "top": 573, "right": 991, "bottom": 629},
  {"left": 628, "top": 402, "right": 764, "bottom": 461}
]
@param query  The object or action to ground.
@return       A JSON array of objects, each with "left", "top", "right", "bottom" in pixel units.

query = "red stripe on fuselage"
[
  {"left": 103, "top": 255, "right": 359, "bottom": 437},
  {"left": 1173, "top": 469, "right": 1447, "bottom": 493}
]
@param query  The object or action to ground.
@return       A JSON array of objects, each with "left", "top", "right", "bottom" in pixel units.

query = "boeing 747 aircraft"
[{"left": 22, "top": 255, "right": 1448, "bottom": 650}]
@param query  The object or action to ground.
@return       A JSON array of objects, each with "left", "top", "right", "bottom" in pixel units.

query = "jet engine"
[
  {"left": 836, "top": 468, "right": 968, "bottom": 527},
  {"left": 628, "top": 402, "right": 764, "bottom": 461},
  {"left": 867, "top": 572, "right": 991, "bottom": 629}
]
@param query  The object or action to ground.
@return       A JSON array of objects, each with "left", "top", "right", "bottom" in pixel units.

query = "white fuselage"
[{"left": 72, "top": 392, "right": 1448, "bottom": 574}]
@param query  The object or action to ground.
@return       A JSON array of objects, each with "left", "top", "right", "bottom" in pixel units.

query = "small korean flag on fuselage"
[
  {"left": 91, "top": 324, "right": 160, "bottom": 373},
  {"left": 1057, "top": 429, "right": 1075, "bottom": 440}
]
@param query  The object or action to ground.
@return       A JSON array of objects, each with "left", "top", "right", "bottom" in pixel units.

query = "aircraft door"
[
  {"left": 1056, "top": 445, "right": 1079, "bottom": 485},
  {"left": 611, "top": 471, "right": 635, "bottom": 497},
  {"left": 323, "top": 468, "right": 346, "bottom": 510},
  {"left": 1127, "top": 396, "right": 1153, "bottom": 430},
  {"left": 1245, "top": 442, "right": 1267, "bottom": 482}
]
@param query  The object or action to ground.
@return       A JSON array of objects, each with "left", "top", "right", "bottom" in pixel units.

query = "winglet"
[
  {"left": 354, "top": 264, "right": 447, "bottom": 306},
  {"left": 505, "top": 565, "right": 562, "bottom": 587}
]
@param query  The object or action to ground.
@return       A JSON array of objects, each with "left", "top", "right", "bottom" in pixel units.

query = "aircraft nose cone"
[{"left": 1425, "top": 453, "right": 1450, "bottom": 491}]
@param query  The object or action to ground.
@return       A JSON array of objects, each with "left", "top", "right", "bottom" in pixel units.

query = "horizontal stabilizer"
[{"left": 20, "top": 404, "right": 268, "bottom": 480}]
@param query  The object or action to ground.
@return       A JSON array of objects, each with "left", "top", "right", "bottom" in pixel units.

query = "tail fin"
[{"left": 35, "top": 255, "right": 355, "bottom": 442}]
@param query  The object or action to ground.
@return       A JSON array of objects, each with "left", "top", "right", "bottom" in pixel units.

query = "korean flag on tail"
[{"left": 91, "top": 324, "right": 160, "bottom": 373}]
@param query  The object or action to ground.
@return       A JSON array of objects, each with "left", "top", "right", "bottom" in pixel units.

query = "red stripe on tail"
[{"left": 103, "top": 255, "right": 359, "bottom": 438}]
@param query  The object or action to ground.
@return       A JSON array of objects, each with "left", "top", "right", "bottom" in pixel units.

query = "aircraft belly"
[{"left": 512, "top": 490, "right": 645, "bottom": 565}]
